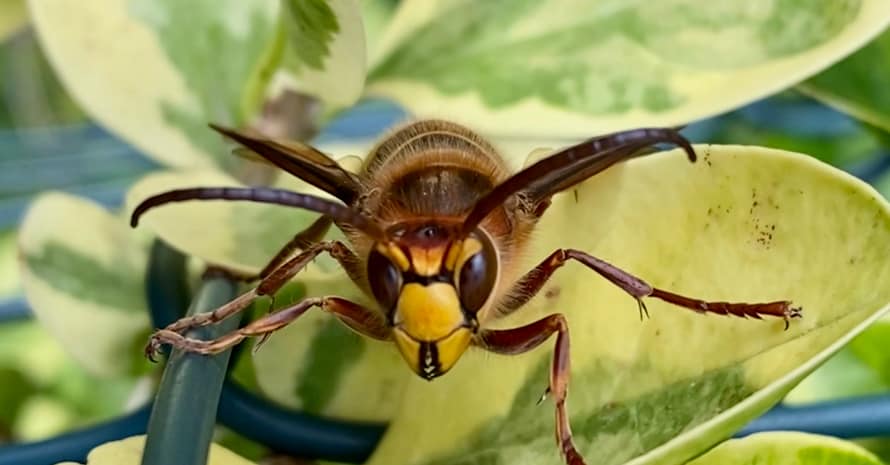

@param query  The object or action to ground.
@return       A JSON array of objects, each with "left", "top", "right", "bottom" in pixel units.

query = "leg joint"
[
  {"left": 550, "top": 249, "right": 569, "bottom": 267},
  {"left": 550, "top": 313, "right": 569, "bottom": 333}
]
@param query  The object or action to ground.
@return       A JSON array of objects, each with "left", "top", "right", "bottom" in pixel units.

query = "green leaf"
[
  {"left": 282, "top": 1, "right": 339, "bottom": 71},
  {"left": 858, "top": 438, "right": 890, "bottom": 464},
  {"left": 29, "top": 0, "right": 279, "bottom": 168},
  {"left": 687, "top": 432, "right": 885, "bottom": 465},
  {"left": 249, "top": 276, "right": 406, "bottom": 420},
  {"left": 0, "top": 231, "right": 21, "bottom": 298},
  {"left": 877, "top": 169, "right": 890, "bottom": 200},
  {"left": 784, "top": 316, "right": 890, "bottom": 406},
  {"left": 362, "top": 145, "right": 890, "bottom": 465},
  {"left": 784, "top": 347, "right": 888, "bottom": 405},
  {"left": 0, "top": 367, "right": 33, "bottom": 433},
  {"left": 698, "top": 96, "right": 883, "bottom": 169},
  {"left": 368, "top": 0, "right": 890, "bottom": 137},
  {"left": 18, "top": 192, "right": 152, "bottom": 376},
  {"left": 0, "top": 31, "right": 88, "bottom": 128},
  {"left": 128, "top": 0, "right": 281, "bottom": 157},
  {"left": 799, "top": 30, "right": 890, "bottom": 133},
  {"left": 55, "top": 435, "right": 257, "bottom": 465},
  {"left": 0, "top": 321, "right": 68, "bottom": 388},
  {"left": 363, "top": 0, "right": 400, "bottom": 62},
  {"left": 0, "top": 0, "right": 27, "bottom": 41},
  {"left": 212, "top": 427, "right": 268, "bottom": 463},
  {"left": 0, "top": 321, "right": 142, "bottom": 441},
  {"left": 278, "top": 0, "right": 367, "bottom": 108},
  {"left": 16, "top": 396, "right": 74, "bottom": 441},
  {"left": 847, "top": 316, "right": 890, "bottom": 384}
]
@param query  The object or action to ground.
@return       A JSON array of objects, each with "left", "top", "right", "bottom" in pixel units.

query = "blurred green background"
[{"left": 3, "top": 2, "right": 890, "bottom": 464}]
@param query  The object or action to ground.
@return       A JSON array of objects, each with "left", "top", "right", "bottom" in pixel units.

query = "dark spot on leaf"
[{"left": 545, "top": 287, "right": 560, "bottom": 299}]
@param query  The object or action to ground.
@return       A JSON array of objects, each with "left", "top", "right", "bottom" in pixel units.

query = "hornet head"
[{"left": 367, "top": 223, "right": 498, "bottom": 380}]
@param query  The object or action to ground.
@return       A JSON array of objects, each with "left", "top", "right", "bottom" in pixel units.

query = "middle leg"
[{"left": 146, "top": 240, "right": 360, "bottom": 359}]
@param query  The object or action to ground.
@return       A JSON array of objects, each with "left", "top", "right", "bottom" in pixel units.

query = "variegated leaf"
[
  {"left": 368, "top": 0, "right": 890, "bottom": 138},
  {"left": 0, "top": 0, "right": 27, "bottom": 41},
  {"left": 362, "top": 145, "right": 890, "bottom": 465},
  {"left": 18, "top": 192, "right": 151, "bottom": 376},
  {"left": 0, "top": 231, "right": 21, "bottom": 297},
  {"left": 29, "top": 0, "right": 280, "bottom": 168},
  {"left": 248, "top": 273, "right": 407, "bottom": 421},
  {"left": 55, "top": 435, "right": 255, "bottom": 465},
  {"left": 687, "top": 432, "right": 885, "bottom": 465},
  {"left": 277, "top": 0, "right": 367, "bottom": 108}
]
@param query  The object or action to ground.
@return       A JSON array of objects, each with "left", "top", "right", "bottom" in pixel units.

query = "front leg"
[
  {"left": 477, "top": 314, "right": 583, "bottom": 465},
  {"left": 152, "top": 296, "right": 389, "bottom": 356},
  {"left": 146, "top": 240, "right": 359, "bottom": 360},
  {"left": 497, "top": 249, "right": 801, "bottom": 327}
]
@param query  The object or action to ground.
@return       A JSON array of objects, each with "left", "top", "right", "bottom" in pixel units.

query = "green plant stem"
[{"left": 141, "top": 277, "right": 239, "bottom": 465}]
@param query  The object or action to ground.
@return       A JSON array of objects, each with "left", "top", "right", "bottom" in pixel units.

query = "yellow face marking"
[
  {"left": 395, "top": 283, "right": 464, "bottom": 342},
  {"left": 435, "top": 328, "right": 472, "bottom": 374},
  {"left": 377, "top": 242, "right": 410, "bottom": 271},
  {"left": 392, "top": 322, "right": 473, "bottom": 379},
  {"left": 455, "top": 238, "right": 482, "bottom": 271},
  {"left": 444, "top": 240, "right": 462, "bottom": 271},
  {"left": 409, "top": 246, "right": 446, "bottom": 276},
  {"left": 392, "top": 328, "right": 421, "bottom": 373}
]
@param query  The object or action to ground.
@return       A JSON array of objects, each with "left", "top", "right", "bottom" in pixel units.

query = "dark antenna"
[
  {"left": 460, "top": 128, "right": 696, "bottom": 236},
  {"left": 131, "top": 187, "right": 387, "bottom": 242}
]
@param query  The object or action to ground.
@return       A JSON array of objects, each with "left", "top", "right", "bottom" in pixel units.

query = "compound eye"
[
  {"left": 457, "top": 234, "right": 497, "bottom": 313},
  {"left": 367, "top": 250, "right": 402, "bottom": 311}
]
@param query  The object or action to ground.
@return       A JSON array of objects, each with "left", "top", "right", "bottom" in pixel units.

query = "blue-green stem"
[
  {"left": 146, "top": 241, "right": 386, "bottom": 463},
  {"left": 141, "top": 277, "right": 239, "bottom": 465}
]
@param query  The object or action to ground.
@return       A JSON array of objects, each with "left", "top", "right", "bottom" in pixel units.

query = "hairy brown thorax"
[
  {"left": 359, "top": 120, "right": 512, "bottom": 224},
  {"left": 344, "top": 120, "right": 535, "bottom": 313}
]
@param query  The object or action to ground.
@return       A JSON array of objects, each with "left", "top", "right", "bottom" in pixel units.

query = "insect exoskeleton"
[
  {"left": 368, "top": 224, "right": 500, "bottom": 379},
  {"left": 130, "top": 119, "right": 802, "bottom": 465}
]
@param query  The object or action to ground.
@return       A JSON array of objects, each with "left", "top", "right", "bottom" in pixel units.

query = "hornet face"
[{"left": 366, "top": 224, "right": 498, "bottom": 380}]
